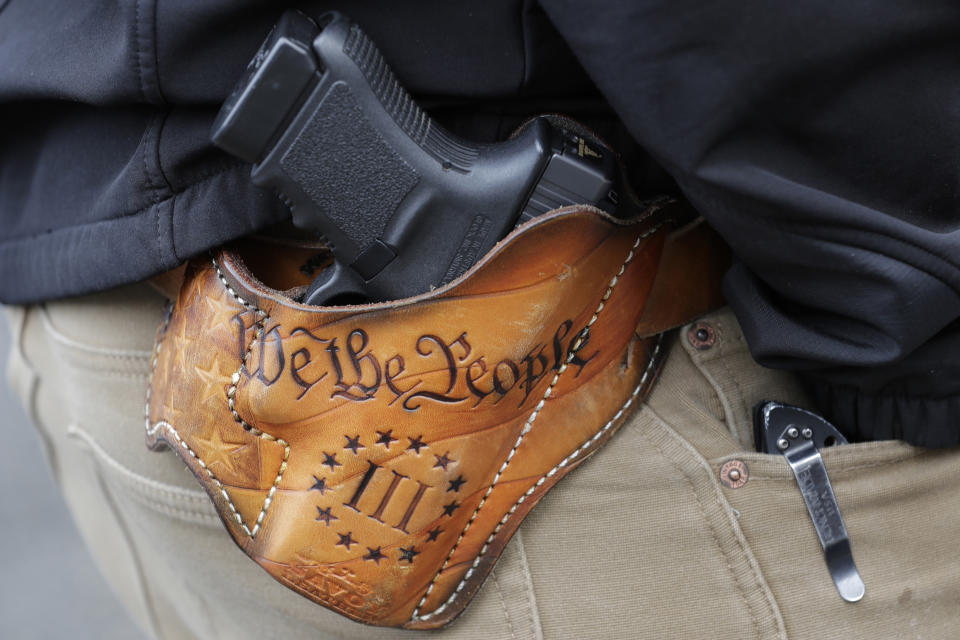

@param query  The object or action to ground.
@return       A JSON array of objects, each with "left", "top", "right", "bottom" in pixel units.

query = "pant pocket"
[
  {"left": 68, "top": 423, "right": 219, "bottom": 526},
  {"left": 713, "top": 440, "right": 960, "bottom": 640}
]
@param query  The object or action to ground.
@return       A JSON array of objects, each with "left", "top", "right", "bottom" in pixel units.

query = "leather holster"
[{"left": 145, "top": 202, "right": 727, "bottom": 628}]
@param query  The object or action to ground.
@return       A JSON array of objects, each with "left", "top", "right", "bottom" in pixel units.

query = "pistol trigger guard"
[{"left": 302, "top": 260, "right": 369, "bottom": 306}]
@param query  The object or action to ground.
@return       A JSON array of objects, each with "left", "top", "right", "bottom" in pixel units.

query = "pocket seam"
[{"left": 67, "top": 423, "right": 219, "bottom": 524}]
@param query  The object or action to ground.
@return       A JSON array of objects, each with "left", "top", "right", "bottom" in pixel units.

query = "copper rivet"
[
  {"left": 720, "top": 460, "right": 749, "bottom": 489},
  {"left": 688, "top": 322, "right": 716, "bottom": 350}
]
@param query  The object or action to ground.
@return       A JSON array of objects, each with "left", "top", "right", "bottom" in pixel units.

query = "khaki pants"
[{"left": 5, "top": 284, "right": 959, "bottom": 639}]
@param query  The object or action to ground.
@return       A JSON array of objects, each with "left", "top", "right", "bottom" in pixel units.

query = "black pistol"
[{"left": 212, "top": 10, "right": 619, "bottom": 305}]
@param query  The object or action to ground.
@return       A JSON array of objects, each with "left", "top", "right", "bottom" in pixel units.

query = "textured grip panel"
[
  {"left": 280, "top": 82, "right": 419, "bottom": 253},
  {"left": 343, "top": 24, "right": 479, "bottom": 171}
]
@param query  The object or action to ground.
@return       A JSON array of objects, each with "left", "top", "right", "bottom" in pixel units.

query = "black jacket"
[{"left": 2, "top": 0, "right": 959, "bottom": 446}]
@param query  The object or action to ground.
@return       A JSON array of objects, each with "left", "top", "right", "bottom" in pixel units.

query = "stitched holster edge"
[{"left": 144, "top": 202, "right": 727, "bottom": 628}]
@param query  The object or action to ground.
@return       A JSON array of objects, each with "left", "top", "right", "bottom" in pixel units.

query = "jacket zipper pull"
[{"left": 756, "top": 402, "right": 866, "bottom": 602}]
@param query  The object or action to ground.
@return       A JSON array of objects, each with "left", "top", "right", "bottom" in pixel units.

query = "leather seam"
[
  {"left": 144, "top": 264, "right": 291, "bottom": 540},
  {"left": 215, "top": 257, "right": 290, "bottom": 538},
  {"left": 412, "top": 227, "right": 661, "bottom": 621},
  {"left": 417, "top": 339, "right": 661, "bottom": 623},
  {"left": 145, "top": 296, "right": 256, "bottom": 534}
]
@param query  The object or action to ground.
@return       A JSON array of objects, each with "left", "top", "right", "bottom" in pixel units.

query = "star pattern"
[
  {"left": 426, "top": 527, "right": 443, "bottom": 542},
  {"left": 363, "top": 546, "right": 386, "bottom": 564},
  {"left": 193, "top": 428, "right": 248, "bottom": 477},
  {"left": 193, "top": 355, "right": 225, "bottom": 406},
  {"left": 376, "top": 429, "right": 398, "bottom": 449},
  {"left": 310, "top": 475, "right": 327, "bottom": 495},
  {"left": 315, "top": 506, "right": 338, "bottom": 526},
  {"left": 322, "top": 452, "right": 341, "bottom": 471},
  {"left": 407, "top": 435, "right": 428, "bottom": 454},
  {"left": 433, "top": 451, "right": 454, "bottom": 470},
  {"left": 202, "top": 293, "right": 239, "bottom": 340},
  {"left": 447, "top": 475, "right": 467, "bottom": 493},
  {"left": 344, "top": 434, "right": 364, "bottom": 455},
  {"left": 442, "top": 500, "right": 460, "bottom": 517},
  {"left": 398, "top": 546, "right": 420, "bottom": 563},
  {"left": 336, "top": 532, "right": 356, "bottom": 550}
]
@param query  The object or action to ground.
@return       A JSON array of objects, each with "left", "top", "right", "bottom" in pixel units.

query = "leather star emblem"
[
  {"left": 321, "top": 452, "right": 341, "bottom": 471},
  {"left": 433, "top": 451, "right": 454, "bottom": 470},
  {"left": 447, "top": 475, "right": 467, "bottom": 493},
  {"left": 407, "top": 435, "right": 427, "bottom": 454},
  {"left": 398, "top": 546, "right": 420, "bottom": 563},
  {"left": 442, "top": 501, "right": 460, "bottom": 517},
  {"left": 363, "top": 546, "right": 386, "bottom": 564},
  {"left": 344, "top": 434, "right": 364, "bottom": 455},
  {"left": 310, "top": 476, "right": 327, "bottom": 495},
  {"left": 336, "top": 532, "right": 356, "bottom": 550},
  {"left": 193, "top": 428, "right": 248, "bottom": 477},
  {"left": 193, "top": 355, "right": 225, "bottom": 406},
  {"left": 375, "top": 429, "right": 398, "bottom": 449},
  {"left": 315, "top": 506, "right": 338, "bottom": 526},
  {"left": 202, "top": 294, "right": 240, "bottom": 339},
  {"left": 426, "top": 527, "right": 442, "bottom": 542}
]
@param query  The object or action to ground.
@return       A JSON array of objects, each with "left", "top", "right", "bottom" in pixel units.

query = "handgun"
[{"left": 212, "top": 10, "right": 619, "bottom": 305}]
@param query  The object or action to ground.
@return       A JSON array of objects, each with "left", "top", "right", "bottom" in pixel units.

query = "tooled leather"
[{"left": 144, "top": 204, "right": 726, "bottom": 628}]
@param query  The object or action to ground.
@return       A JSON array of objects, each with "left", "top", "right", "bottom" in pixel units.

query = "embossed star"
[
  {"left": 447, "top": 475, "right": 467, "bottom": 493},
  {"left": 322, "top": 452, "right": 341, "bottom": 471},
  {"left": 376, "top": 429, "right": 398, "bottom": 449},
  {"left": 315, "top": 506, "right": 338, "bottom": 526},
  {"left": 363, "top": 546, "right": 386, "bottom": 564},
  {"left": 344, "top": 434, "right": 364, "bottom": 455},
  {"left": 202, "top": 294, "right": 240, "bottom": 341},
  {"left": 193, "top": 428, "right": 247, "bottom": 477},
  {"left": 407, "top": 435, "right": 427, "bottom": 454},
  {"left": 433, "top": 451, "right": 454, "bottom": 470},
  {"left": 442, "top": 501, "right": 460, "bottom": 517},
  {"left": 398, "top": 546, "right": 420, "bottom": 563},
  {"left": 310, "top": 475, "right": 327, "bottom": 495},
  {"left": 426, "top": 527, "right": 443, "bottom": 542},
  {"left": 193, "top": 355, "right": 225, "bottom": 406},
  {"left": 336, "top": 532, "right": 356, "bottom": 550}
]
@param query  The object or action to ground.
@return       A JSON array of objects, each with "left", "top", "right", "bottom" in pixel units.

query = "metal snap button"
[
  {"left": 688, "top": 322, "right": 716, "bottom": 350},
  {"left": 719, "top": 459, "right": 748, "bottom": 489}
]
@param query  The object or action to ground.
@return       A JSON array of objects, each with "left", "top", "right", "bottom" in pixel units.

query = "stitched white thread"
[
  {"left": 412, "top": 337, "right": 662, "bottom": 622},
  {"left": 214, "top": 257, "right": 290, "bottom": 538},
  {"left": 411, "top": 227, "right": 661, "bottom": 620},
  {"left": 144, "top": 260, "right": 290, "bottom": 539}
]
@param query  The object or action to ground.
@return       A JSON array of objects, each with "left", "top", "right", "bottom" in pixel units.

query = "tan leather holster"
[{"left": 144, "top": 202, "right": 728, "bottom": 628}]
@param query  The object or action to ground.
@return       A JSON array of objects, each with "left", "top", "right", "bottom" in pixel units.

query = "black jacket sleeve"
[{"left": 540, "top": 0, "right": 960, "bottom": 445}]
